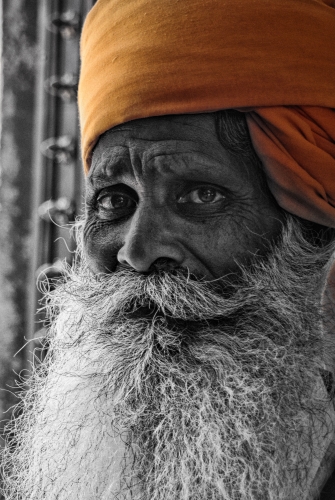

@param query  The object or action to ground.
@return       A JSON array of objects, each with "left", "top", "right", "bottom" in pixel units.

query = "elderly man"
[{"left": 2, "top": 0, "right": 335, "bottom": 499}]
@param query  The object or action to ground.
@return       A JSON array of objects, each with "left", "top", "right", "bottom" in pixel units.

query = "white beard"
[{"left": 2, "top": 218, "right": 335, "bottom": 500}]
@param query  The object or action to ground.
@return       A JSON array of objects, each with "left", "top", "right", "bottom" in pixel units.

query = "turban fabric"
[{"left": 79, "top": 0, "right": 335, "bottom": 227}]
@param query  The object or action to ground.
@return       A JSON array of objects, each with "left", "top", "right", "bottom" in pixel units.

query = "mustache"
[{"left": 54, "top": 265, "right": 255, "bottom": 324}]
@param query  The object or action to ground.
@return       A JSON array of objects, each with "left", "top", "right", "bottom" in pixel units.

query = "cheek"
[
  {"left": 188, "top": 210, "right": 282, "bottom": 279},
  {"left": 83, "top": 222, "right": 123, "bottom": 274},
  {"left": 175, "top": 213, "right": 248, "bottom": 279},
  {"left": 193, "top": 224, "right": 249, "bottom": 278}
]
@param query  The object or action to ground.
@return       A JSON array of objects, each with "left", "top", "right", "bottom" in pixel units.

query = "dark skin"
[{"left": 84, "top": 113, "right": 284, "bottom": 279}]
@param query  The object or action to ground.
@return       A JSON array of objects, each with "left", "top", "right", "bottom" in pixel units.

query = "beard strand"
[{"left": 2, "top": 216, "right": 335, "bottom": 500}]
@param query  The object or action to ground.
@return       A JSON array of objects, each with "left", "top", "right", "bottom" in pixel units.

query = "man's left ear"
[{"left": 321, "top": 251, "right": 335, "bottom": 376}]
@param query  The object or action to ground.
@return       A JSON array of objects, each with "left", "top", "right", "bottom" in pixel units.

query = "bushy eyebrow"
[
  {"left": 88, "top": 150, "right": 133, "bottom": 188},
  {"left": 91, "top": 160, "right": 128, "bottom": 180}
]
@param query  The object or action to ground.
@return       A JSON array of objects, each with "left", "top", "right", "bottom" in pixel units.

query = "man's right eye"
[
  {"left": 98, "top": 192, "right": 136, "bottom": 210},
  {"left": 95, "top": 186, "right": 137, "bottom": 218}
]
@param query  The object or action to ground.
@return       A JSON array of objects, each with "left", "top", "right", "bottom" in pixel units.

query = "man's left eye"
[{"left": 178, "top": 187, "right": 225, "bottom": 204}]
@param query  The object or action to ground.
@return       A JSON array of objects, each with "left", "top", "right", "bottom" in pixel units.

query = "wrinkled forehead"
[
  {"left": 86, "top": 112, "right": 271, "bottom": 205},
  {"left": 92, "top": 114, "right": 217, "bottom": 154},
  {"left": 89, "top": 114, "right": 223, "bottom": 176}
]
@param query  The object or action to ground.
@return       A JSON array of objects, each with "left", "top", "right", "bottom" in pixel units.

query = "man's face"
[{"left": 84, "top": 113, "right": 284, "bottom": 278}]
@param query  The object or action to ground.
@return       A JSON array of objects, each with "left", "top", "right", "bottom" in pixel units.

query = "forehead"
[
  {"left": 93, "top": 113, "right": 217, "bottom": 152},
  {"left": 88, "top": 113, "right": 252, "bottom": 189}
]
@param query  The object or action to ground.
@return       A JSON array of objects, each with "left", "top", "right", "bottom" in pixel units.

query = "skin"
[{"left": 84, "top": 113, "right": 285, "bottom": 280}]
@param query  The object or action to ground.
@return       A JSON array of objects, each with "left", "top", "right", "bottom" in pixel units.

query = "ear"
[{"left": 321, "top": 251, "right": 335, "bottom": 375}]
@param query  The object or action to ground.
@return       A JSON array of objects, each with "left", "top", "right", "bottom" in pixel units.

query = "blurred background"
[{"left": 0, "top": 0, "right": 96, "bottom": 467}]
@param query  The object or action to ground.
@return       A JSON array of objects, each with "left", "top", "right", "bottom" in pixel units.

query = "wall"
[{"left": 0, "top": 0, "right": 39, "bottom": 432}]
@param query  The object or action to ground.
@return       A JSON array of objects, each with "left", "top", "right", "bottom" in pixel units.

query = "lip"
[{"left": 123, "top": 302, "right": 161, "bottom": 319}]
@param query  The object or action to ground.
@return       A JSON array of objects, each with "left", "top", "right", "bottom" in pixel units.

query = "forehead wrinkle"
[
  {"left": 142, "top": 137, "right": 229, "bottom": 163},
  {"left": 144, "top": 149, "right": 232, "bottom": 179},
  {"left": 90, "top": 134, "right": 234, "bottom": 186},
  {"left": 117, "top": 138, "right": 197, "bottom": 182}
]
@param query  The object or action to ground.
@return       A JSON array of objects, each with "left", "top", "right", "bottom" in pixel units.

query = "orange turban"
[{"left": 78, "top": 0, "right": 335, "bottom": 227}]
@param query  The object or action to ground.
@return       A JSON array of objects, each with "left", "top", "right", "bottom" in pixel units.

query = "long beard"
[{"left": 2, "top": 218, "right": 335, "bottom": 500}]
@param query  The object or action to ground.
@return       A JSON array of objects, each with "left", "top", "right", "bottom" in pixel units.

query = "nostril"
[{"left": 150, "top": 257, "right": 179, "bottom": 272}]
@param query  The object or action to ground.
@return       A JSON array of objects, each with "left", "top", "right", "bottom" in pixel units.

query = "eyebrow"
[{"left": 89, "top": 153, "right": 133, "bottom": 187}]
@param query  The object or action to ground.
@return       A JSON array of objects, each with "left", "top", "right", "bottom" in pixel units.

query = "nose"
[{"left": 117, "top": 206, "right": 185, "bottom": 273}]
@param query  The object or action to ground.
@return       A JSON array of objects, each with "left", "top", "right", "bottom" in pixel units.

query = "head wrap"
[{"left": 78, "top": 0, "right": 335, "bottom": 227}]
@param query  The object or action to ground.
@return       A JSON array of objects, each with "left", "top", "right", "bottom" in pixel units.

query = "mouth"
[
  {"left": 122, "top": 301, "right": 230, "bottom": 337},
  {"left": 133, "top": 305, "right": 159, "bottom": 319},
  {"left": 124, "top": 301, "right": 162, "bottom": 319}
]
